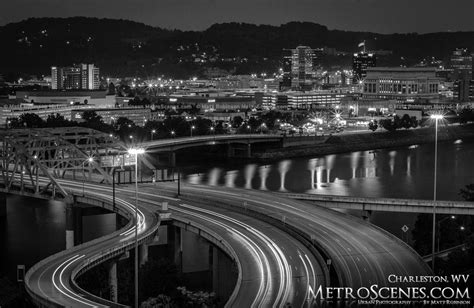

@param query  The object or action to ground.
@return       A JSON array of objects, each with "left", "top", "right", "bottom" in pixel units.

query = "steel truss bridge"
[{"left": 0, "top": 127, "right": 130, "bottom": 199}]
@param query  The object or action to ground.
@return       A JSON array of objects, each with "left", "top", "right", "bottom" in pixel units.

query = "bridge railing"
[
  {"left": 176, "top": 192, "right": 334, "bottom": 288},
  {"left": 170, "top": 217, "right": 243, "bottom": 307},
  {"left": 283, "top": 193, "right": 474, "bottom": 214},
  {"left": 24, "top": 191, "right": 161, "bottom": 308},
  {"left": 140, "top": 134, "right": 282, "bottom": 147}
]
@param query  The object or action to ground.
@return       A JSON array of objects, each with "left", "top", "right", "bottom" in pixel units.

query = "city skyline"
[{"left": 1, "top": 0, "right": 474, "bottom": 34}]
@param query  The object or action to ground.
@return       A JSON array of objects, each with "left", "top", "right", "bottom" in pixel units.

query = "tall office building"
[
  {"left": 450, "top": 48, "right": 473, "bottom": 80},
  {"left": 282, "top": 46, "right": 320, "bottom": 90},
  {"left": 450, "top": 49, "right": 473, "bottom": 101},
  {"left": 51, "top": 64, "right": 100, "bottom": 90},
  {"left": 352, "top": 52, "right": 376, "bottom": 84}
]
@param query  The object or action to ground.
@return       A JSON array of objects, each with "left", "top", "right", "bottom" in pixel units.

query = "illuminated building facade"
[
  {"left": 362, "top": 67, "right": 440, "bottom": 101},
  {"left": 51, "top": 64, "right": 100, "bottom": 90},
  {"left": 282, "top": 46, "right": 321, "bottom": 90},
  {"left": 450, "top": 48, "right": 474, "bottom": 102},
  {"left": 450, "top": 48, "right": 473, "bottom": 80},
  {"left": 71, "top": 107, "right": 151, "bottom": 126},
  {"left": 352, "top": 52, "right": 376, "bottom": 83},
  {"left": 259, "top": 91, "right": 346, "bottom": 110},
  {"left": 453, "top": 79, "right": 474, "bottom": 102}
]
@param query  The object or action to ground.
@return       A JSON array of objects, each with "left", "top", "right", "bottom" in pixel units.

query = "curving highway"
[
  {"left": 25, "top": 185, "right": 160, "bottom": 308},
  {"left": 24, "top": 178, "right": 431, "bottom": 307},
  {"left": 26, "top": 179, "right": 326, "bottom": 307},
  {"left": 142, "top": 182, "right": 433, "bottom": 289}
]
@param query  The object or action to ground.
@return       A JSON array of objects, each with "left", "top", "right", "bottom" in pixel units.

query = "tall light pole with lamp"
[
  {"left": 150, "top": 129, "right": 156, "bottom": 141},
  {"left": 128, "top": 148, "right": 145, "bottom": 308},
  {"left": 430, "top": 113, "right": 443, "bottom": 272},
  {"left": 82, "top": 157, "right": 94, "bottom": 196}
]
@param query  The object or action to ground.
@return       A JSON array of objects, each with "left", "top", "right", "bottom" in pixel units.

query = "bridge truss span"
[{"left": 0, "top": 127, "right": 129, "bottom": 199}]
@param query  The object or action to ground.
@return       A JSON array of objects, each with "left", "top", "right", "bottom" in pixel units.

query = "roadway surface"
[
  {"left": 149, "top": 182, "right": 433, "bottom": 289},
  {"left": 25, "top": 180, "right": 432, "bottom": 307},
  {"left": 26, "top": 179, "right": 326, "bottom": 308},
  {"left": 25, "top": 184, "right": 160, "bottom": 308},
  {"left": 142, "top": 134, "right": 282, "bottom": 152}
]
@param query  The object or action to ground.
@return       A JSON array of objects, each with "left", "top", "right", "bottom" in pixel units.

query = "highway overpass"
[
  {"left": 283, "top": 193, "right": 474, "bottom": 215},
  {"left": 0, "top": 127, "right": 432, "bottom": 307},
  {"left": 140, "top": 134, "right": 327, "bottom": 153}
]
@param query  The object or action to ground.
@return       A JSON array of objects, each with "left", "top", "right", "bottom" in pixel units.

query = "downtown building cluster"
[{"left": 1, "top": 43, "right": 473, "bottom": 131}]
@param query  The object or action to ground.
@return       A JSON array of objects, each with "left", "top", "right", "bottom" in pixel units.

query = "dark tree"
[
  {"left": 107, "top": 82, "right": 116, "bottom": 95},
  {"left": 368, "top": 120, "right": 378, "bottom": 131},
  {"left": 231, "top": 116, "right": 244, "bottom": 128},
  {"left": 15, "top": 113, "right": 45, "bottom": 128},
  {"left": 46, "top": 113, "right": 72, "bottom": 127},
  {"left": 82, "top": 111, "right": 103, "bottom": 124},
  {"left": 400, "top": 114, "right": 412, "bottom": 129},
  {"left": 163, "top": 117, "right": 189, "bottom": 137}
]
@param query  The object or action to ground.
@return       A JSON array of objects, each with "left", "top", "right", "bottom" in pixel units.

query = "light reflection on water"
[
  {"left": 181, "top": 140, "right": 474, "bottom": 243},
  {"left": 183, "top": 141, "right": 474, "bottom": 201}
]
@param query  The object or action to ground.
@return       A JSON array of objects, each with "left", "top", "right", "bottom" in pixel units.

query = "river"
[
  {"left": 1, "top": 138, "right": 473, "bottom": 282},
  {"left": 179, "top": 138, "right": 474, "bottom": 243}
]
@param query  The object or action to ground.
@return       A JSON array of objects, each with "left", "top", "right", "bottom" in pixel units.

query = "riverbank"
[{"left": 254, "top": 123, "right": 474, "bottom": 160}]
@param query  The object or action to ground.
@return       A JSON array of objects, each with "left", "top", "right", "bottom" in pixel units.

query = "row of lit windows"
[{"left": 365, "top": 82, "right": 439, "bottom": 94}]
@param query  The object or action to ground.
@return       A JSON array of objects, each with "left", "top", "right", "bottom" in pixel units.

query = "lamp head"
[
  {"left": 430, "top": 114, "right": 444, "bottom": 120},
  {"left": 128, "top": 148, "right": 145, "bottom": 155}
]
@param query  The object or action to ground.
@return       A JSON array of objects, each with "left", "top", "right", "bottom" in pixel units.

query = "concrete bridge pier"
[
  {"left": 168, "top": 225, "right": 182, "bottom": 272},
  {"left": 0, "top": 193, "right": 6, "bottom": 218},
  {"left": 73, "top": 207, "right": 83, "bottom": 245},
  {"left": 108, "top": 261, "right": 118, "bottom": 302},
  {"left": 139, "top": 243, "right": 149, "bottom": 266},
  {"left": 65, "top": 198, "right": 75, "bottom": 249},
  {"left": 169, "top": 152, "right": 176, "bottom": 167},
  {"left": 227, "top": 143, "right": 251, "bottom": 158},
  {"left": 210, "top": 245, "right": 235, "bottom": 301},
  {"left": 362, "top": 210, "right": 372, "bottom": 221},
  {"left": 65, "top": 197, "right": 86, "bottom": 249}
]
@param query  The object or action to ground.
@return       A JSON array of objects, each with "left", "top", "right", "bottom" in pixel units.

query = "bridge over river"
[{"left": 0, "top": 127, "right": 432, "bottom": 307}]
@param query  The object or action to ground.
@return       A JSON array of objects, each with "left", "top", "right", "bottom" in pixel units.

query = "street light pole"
[
  {"left": 82, "top": 161, "right": 86, "bottom": 196},
  {"left": 128, "top": 148, "right": 145, "bottom": 308},
  {"left": 134, "top": 151, "right": 139, "bottom": 308},
  {"left": 430, "top": 114, "right": 443, "bottom": 272},
  {"left": 82, "top": 157, "right": 93, "bottom": 196}
]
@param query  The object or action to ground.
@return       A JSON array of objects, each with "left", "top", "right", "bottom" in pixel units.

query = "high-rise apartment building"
[
  {"left": 51, "top": 64, "right": 100, "bottom": 90},
  {"left": 352, "top": 52, "right": 376, "bottom": 83},
  {"left": 282, "top": 46, "right": 320, "bottom": 90}
]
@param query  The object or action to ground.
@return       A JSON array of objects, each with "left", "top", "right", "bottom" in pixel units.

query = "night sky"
[{"left": 1, "top": 0, "right": 473, "bottom": 33}]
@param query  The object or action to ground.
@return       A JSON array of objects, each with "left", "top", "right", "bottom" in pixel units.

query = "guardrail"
[
  {"left": 283, "top": 193, "right": 474, "bottom": 215},
  {"left": 141, "top": 134, "right": 283, "bottom": 150},
  {"left": 176, "top": 193, "right": 333, "bottom": 287},
  {"left": 24, "top": 191, "right": 160, "bottom": 308},
  {"left": 170, "top": 217, "right": 243, "bottom": 308}
]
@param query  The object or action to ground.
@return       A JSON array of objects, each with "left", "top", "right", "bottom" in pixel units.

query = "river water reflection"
[
  {"left": 181, "top": 139, "right": 474, "bottom": 243},
  {"left": 1, "top": 139, "right": 473, "bottom": 282}
]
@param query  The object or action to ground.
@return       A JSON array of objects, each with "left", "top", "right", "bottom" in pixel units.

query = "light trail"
[
  {"left": 177, "top": 203, "right": 293, "bottom": 307},
  {"left": 51, "top": 254, "right": 99, "bottom": 307},
  {"left": 171, "top": 205, "right": 269, "bottom": 307}
]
